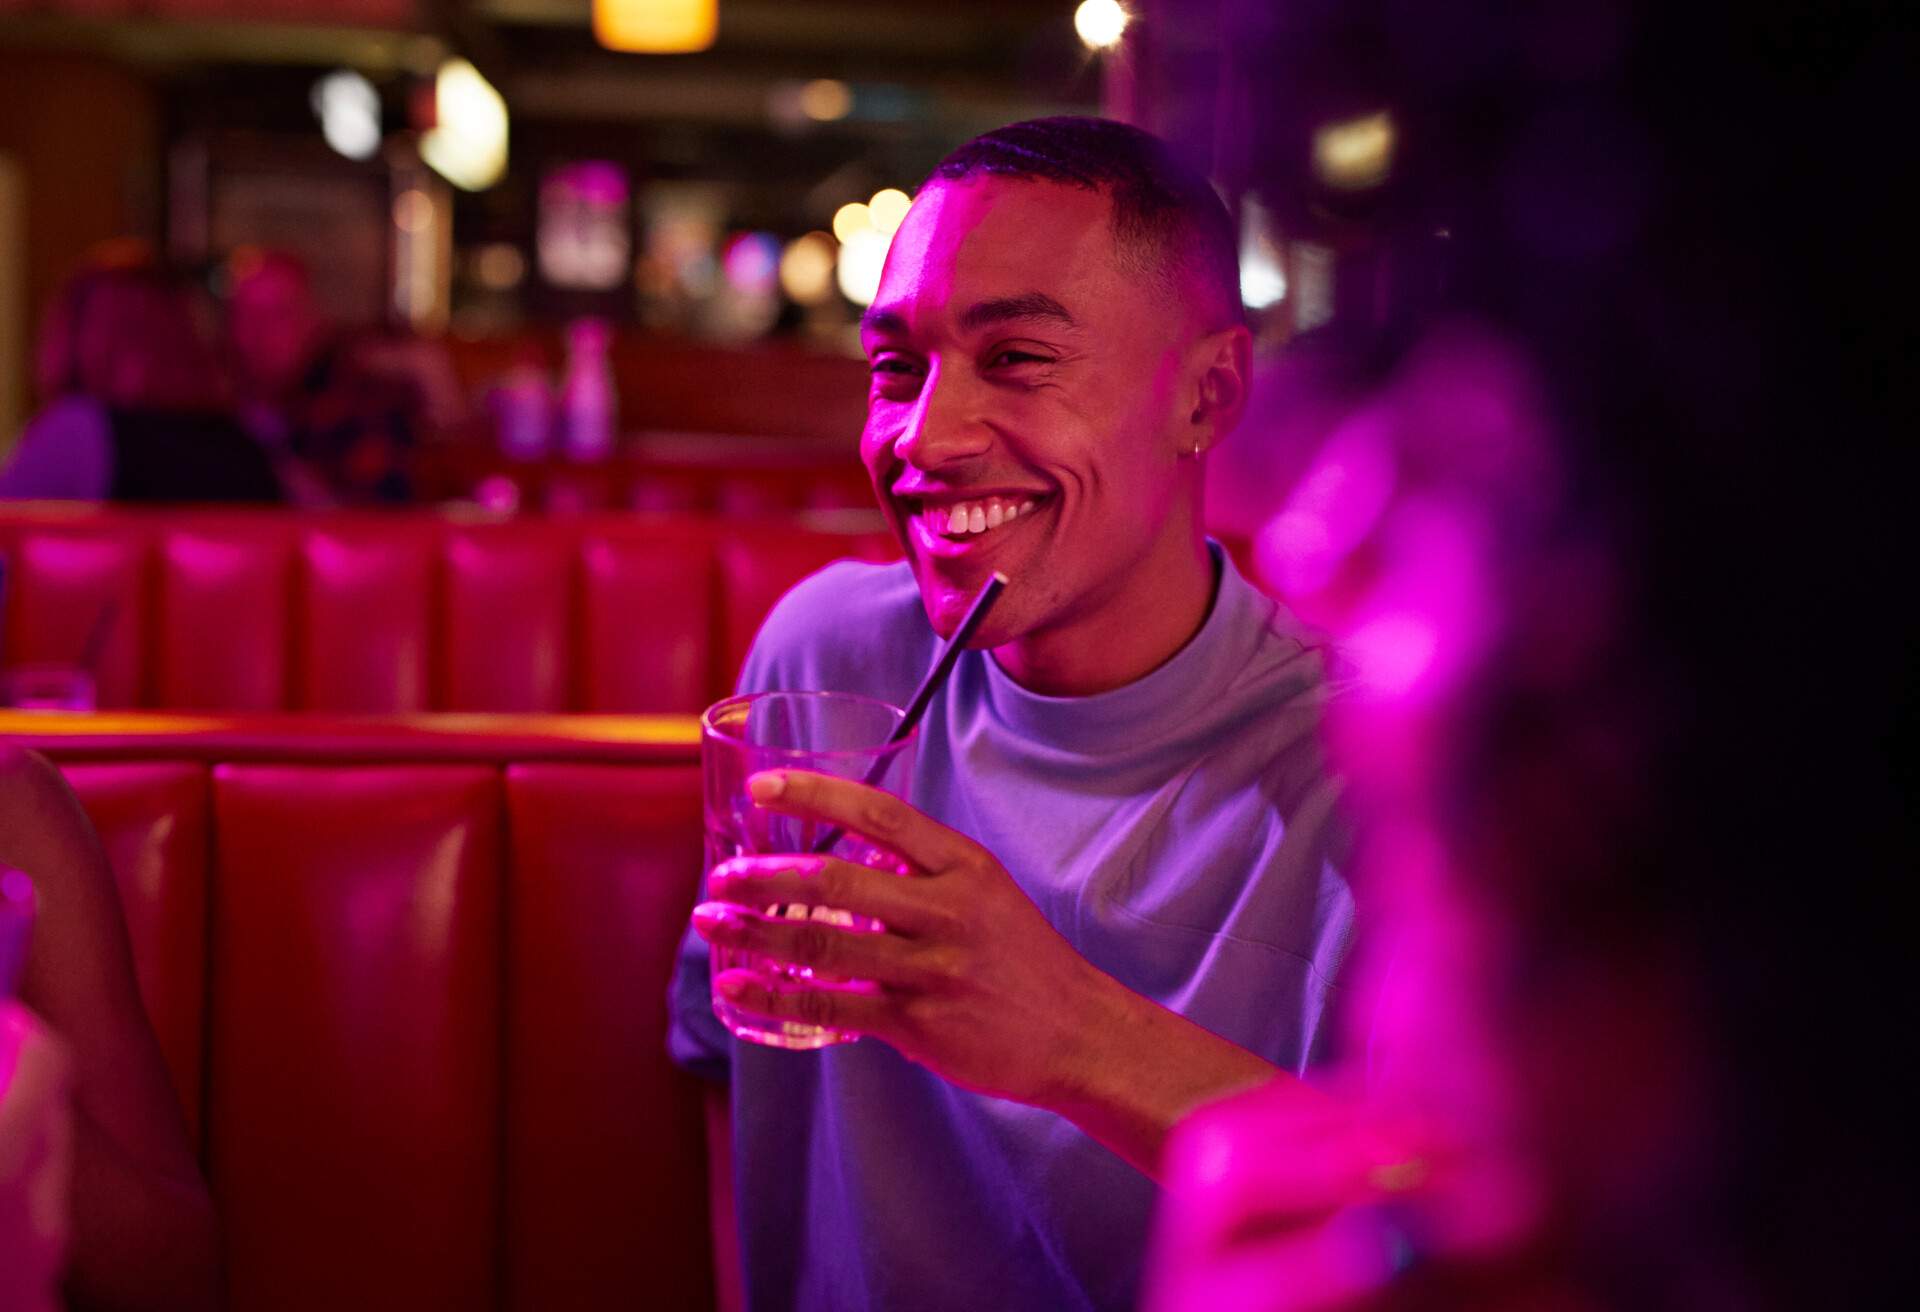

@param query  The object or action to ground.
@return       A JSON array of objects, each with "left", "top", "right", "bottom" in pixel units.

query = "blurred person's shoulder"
[
  {"left": 739, "top": 558, "right": 929, "bottom": 699},
  {"left": 0, "top": 744, "right": 63, "bottom": 795},
  {"left": 0, "top": 395, "right": 112, "bottom": 500},
  {"left": 0, "top": 746, "right": 96, "bottom": 860}
]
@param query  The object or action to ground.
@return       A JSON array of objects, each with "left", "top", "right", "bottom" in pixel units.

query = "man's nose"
[{"left": 894, "top": 358, "right": 992, "bottom": 471}]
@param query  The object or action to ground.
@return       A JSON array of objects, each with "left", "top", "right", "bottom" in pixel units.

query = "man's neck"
[{"left": 990, "top": 529, "right": 1218, "bottom": 698}]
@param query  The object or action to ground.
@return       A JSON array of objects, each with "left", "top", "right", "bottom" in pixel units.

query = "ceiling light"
[
  {"left": 312, "top": 69, "right": 381, "bottom": 162},
  {"left": 420, "top": 58, "right": 508, "bottom": 192},
  {"left": 593, "top": 0, "right": 718, "bottom": 55},
  {"left": 1313, "top": 111, "right": 1395, "bottom": 191},
  {"left": 1075, "top": 0, "right": 1129, "bottom": 51}
]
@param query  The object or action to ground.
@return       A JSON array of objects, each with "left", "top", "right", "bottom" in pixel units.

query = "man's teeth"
[{"left": 937, "top": 498, "right": 1038, "bottom": 536}]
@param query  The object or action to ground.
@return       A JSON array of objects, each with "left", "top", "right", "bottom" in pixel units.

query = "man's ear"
[{"left": 1182, "top": 323, "right": 1253, "bottom": 457}]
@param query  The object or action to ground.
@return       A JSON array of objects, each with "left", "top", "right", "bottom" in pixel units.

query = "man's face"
[{"left": 860, "top": 177, "right": 1200, "bottom": 651}]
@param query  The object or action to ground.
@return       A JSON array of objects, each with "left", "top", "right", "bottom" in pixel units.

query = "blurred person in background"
[
  {"left": 223, "top": 247, "right": 463, "bottom": 506},
  {"left": 1146, "top": 1, "right": 1909, "bottom": 1308},
  {"left": 0, "top": 244, "right": 283, "bottom": 504},
  {"left": 1, "top": 747, "right": 220, "bottom": 1310}
]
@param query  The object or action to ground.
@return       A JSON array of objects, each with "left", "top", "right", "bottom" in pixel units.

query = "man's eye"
[
  {"left": 870, "top": 356, "right": 923, "bottom": 376},
  {"left": 990, "top": 349, "right": 1051, "bottom": 368}
]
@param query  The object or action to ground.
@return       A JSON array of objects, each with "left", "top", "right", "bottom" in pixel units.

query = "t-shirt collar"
[{"left": 978, "top": 542, "right": 1258, "bottom": 757}]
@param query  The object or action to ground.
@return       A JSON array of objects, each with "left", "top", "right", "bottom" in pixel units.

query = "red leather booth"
[
  {"left": 6, "top": 711, "right": 718, "bottom": 1312},
  {"left": 0, "top": 509, "right": 898, "bottom": 715}
]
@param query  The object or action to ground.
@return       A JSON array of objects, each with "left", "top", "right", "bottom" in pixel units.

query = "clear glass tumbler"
[
  {"left": 0, "top": 665, "right": 96, "bottom": 712},
  {"left": 701, "top": 690, "right": 917, "bottom": 1050}
]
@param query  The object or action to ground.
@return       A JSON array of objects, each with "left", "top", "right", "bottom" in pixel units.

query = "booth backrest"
[
  {"left": 0, "top": 510, "right": 899, "bottom": 715},
  {"left": 9, "top": 713, "right": 715, "bottom": 1312}
]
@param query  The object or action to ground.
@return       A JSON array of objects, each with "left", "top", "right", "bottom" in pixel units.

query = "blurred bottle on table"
[
  {"left": 491, "top": 347, "right": 553, "bottom": 462},
  {"left": 559, "top": 318, "right": 617, "bottom": 463}
]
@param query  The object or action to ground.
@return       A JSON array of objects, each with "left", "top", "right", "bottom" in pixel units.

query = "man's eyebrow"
[
  {"left": 959, "top": 292, "right": 1077, "bottom": 333},
  {"left": 859, "top": 293, "right": 1079, "bottom": 339},
  {"left": 860, "top": 306, "right": 910, "bottom": 336}
]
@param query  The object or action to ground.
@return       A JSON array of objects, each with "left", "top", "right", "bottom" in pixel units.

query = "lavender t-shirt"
[{"left": 668, "top": 546, "right": 1353, "bottom": 1312}]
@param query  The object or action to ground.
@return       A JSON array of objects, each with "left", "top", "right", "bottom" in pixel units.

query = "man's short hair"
[{"left": 929, "top": 116, "right": 1243, "bottom": 330}]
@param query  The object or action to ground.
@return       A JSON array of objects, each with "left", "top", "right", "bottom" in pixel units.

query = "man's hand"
[
  {"left": 692, "top": 767, "right": 1119, "bottom": 1109},
  {"left": 691, "top": 768, "right": 1293, "bottom": 1178}
]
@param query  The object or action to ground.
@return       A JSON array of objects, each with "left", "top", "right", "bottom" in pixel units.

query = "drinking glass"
[
  {"left": 0, "top": 665, "right": 96, "bottom": 712},
  {"left": 701, "top": 690, "right": 916, "bottom": 1049}
]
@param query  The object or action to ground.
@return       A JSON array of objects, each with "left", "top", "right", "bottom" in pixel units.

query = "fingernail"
[
  {"left": 748, "top": 771, "right": 787, "bottom": 801},
  {"left": 692, "top": 902, "right": 734, "bottom": 928}
]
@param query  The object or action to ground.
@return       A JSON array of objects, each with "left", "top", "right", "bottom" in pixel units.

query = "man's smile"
[{"left": 899, "top": 491, "right": 1054, "bottom": 557}]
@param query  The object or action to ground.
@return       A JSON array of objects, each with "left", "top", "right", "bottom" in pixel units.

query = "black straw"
[{"left": 808, "top": 571, "right": 1008, "bottom": 854}]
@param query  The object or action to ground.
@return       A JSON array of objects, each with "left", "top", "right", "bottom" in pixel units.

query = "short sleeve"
[{"left": 666, "top": 917, "right": 733, "bottom": 1081}]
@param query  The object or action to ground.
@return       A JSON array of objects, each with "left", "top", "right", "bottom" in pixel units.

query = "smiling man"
[{"left": 670, "top": 117, "right": 1353, "bottom": 1312}]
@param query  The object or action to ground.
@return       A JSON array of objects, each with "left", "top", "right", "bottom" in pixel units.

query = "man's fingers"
[
  {"left": 692, "top": 900, "right": 940, "bottom": 987},
  {"left": 747, "top": 769, "right": 984, "bottom": 875},
  {"left": 705, "top": 855, "right": 953, "bottom": 938},
  {"left": 712, "top": 967, "right": 891, "bottom": 1039}
]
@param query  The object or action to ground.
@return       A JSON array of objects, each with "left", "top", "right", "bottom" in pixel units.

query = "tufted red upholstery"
[
  {"left": 442, "top": 527, "right": 575, "bottom": 713},
  {"left": 8, "top": 714, "right": 719, "bottom": 1311},
  {"left": 717, "top": 521, "right": 898, "bottom": 685},
  {"left": 580, "top": 525, "right": 717, "bottom": 714},
  {"left": 1, "top": 510, "right": 898, "bottom": 715},
  {"left": 297, "top": 526, "right": 439, "bottom": 713},
  {"left": 211, "top": 765, "right": 504, "bottom": 1310},
  {"left": 2, "top": 522, "right": 149, "bottom": 707},
  {"left": 155, "top": 525, "right": 293, "bottom": 712},
  {"left": 504, "top": 764, "right": 710, "bottom": 1310}
]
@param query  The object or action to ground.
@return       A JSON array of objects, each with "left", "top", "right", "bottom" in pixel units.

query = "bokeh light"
[
  {"left": 832, "top": 201, "right": 871, "bottom": 243},
  {"left": 1238, "top": 198, "right": 1287, "bottom": 310},
  {"left": 392, "top": 188, "right": 434, "bottom": 234},
  {"left": 779, "top": 231, "right": 838, "bottom": 305},
  {"left": 1313, "top": 111, "right": 1395, "bottom": 191},
  {"left": 722, "top": 231, "right": 782, "bottom": 296},
  {"left": 420, "top": 58, "right": 508, "bottom": 191},
  {"left": 800, "top": 79, "right": 853, "bottom": 122},
  {"left": 1075, "top": 0, "right": 1130, "bottom": 51},
  {"left": 311, "top": 69, "right": 381, "bottom": 162},
  {"left": 473, "top": 243, "right": 526, "bottom": 290},
  {"left": 836, "top": 227, "right": 890, "bottom": 307},
  {"left": 592, "top": 0, "right": 717, "bottom": 54},
  {"left": 867, "top": 188, "right": 913, "bottom": 236}
]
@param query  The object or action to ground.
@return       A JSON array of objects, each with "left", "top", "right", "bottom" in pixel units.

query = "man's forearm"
[{"left": 1045, "top": 974, "right": 1327, "bottom": 1182}]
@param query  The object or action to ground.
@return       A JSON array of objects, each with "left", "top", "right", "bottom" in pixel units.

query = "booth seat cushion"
[
  {"left": 296, "top": 526, "right": 438, "bottom": 712},
  {"left": 209, "top": 765, "right": 504, "bottom": 1312},
  {"left": 581, "top": 532, "right": 714, "bottom": 715},
  {"left": 504, "top": 764, "right": 712, "bottom": 1311},
  {"left": 442, "top": 527, "right": 575, "bottom": 713},
  {"left": 717, "top": 524, "right": 898, "bottom": 688},
  {"left": 155, "top": 524, "right": 294, "bottom": 712},
  {"left": 34, "top": 718, "right": 719, "bottom": 1312},
  {"left": 4, "top": 510, "right": 902, "bottom": 714},
  {"left": 2, "top": 524, "right": 150, "bottom": 708}
]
